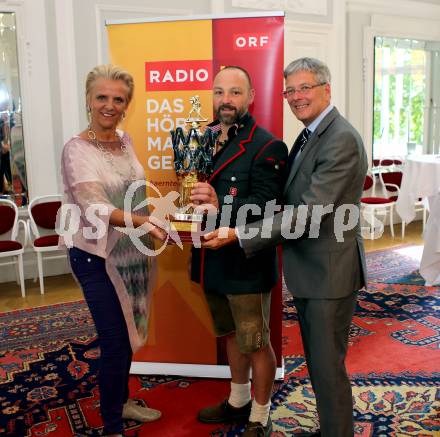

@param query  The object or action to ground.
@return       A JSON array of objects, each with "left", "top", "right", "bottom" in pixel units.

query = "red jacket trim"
[
  {"left": 254, "top": 138, "right": 275, "bottom": 161},
  {"left": 208, "top": 122, "right": 257, "bottom": 182}
]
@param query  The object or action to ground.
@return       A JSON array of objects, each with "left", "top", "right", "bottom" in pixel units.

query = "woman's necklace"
[{"left": 87, "top": 128, "right": 137, "bottom": 181}]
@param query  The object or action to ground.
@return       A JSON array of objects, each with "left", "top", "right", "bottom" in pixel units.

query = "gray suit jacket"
[{"left": 240, "top": 107, "right": 368, "bottom": 299}]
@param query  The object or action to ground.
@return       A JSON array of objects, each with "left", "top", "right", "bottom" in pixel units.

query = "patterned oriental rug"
[{"left": 0, "top": 245, "right": 439, "bottom": 436}]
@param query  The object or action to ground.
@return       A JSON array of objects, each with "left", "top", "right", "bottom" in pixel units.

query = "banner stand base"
[{"left": 130, "top": 359, "right": 285, "bottom": 380}]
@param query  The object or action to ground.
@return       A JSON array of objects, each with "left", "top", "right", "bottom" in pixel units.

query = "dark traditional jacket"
[{"left": 191, "top": 113, "right": 288, "bottom": 294}]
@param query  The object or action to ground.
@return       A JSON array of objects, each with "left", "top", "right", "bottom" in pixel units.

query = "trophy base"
[
  {"left": 171, "top": 214, "right": 204, "bottom": 243},
  {"left": 173, "top": 212, "right": 203, "bottom": 223}
]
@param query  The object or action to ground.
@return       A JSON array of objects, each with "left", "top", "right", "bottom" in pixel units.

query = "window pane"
[{"left": 372, "top": 37, "right": 428, "bottom": 160}]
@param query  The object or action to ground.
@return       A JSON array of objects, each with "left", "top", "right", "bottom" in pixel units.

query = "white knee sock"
[
  {"left": 228, "top": 381, "right": 251, "bottom": 408},
  {"left": 249, "top": 399, "right": 271, "bottom": 426}
]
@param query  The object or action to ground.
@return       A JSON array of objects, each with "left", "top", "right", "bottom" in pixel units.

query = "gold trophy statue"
[{"left": 170, "top": 96, "right": 219, "bottom": 238}]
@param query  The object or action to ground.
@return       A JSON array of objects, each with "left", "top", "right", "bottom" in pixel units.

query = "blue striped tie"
[{"left": 287, "top": 128, "right": 310, "bottom": 170}]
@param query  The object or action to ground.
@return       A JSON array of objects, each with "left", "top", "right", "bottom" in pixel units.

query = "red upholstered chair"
[
  {"left": 28, "top": 195, "right": 65, "bottom": 294},
  {"left": 379, "top": 158, "right": 395, "bottom": 167},
  {"left": 361, "top": 172, "right": 398, "bottom": 239},
  {"left": 379, "top": 170, "right": 402, "bottom": 199},
  {"left": 373, "top": 158, "right": 395, "bottom": 168},
  {"left": 0, "top": 199, "right": 28, "bottom": 297}
]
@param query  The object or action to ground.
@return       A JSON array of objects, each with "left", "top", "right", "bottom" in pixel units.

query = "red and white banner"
[{"left": 107, "top": 12, "right": 284, "bottom": 377}]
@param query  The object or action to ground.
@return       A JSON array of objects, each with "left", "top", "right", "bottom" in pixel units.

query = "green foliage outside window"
[{"left": 373, "top": 39, "right": 426, "bottom": 155}]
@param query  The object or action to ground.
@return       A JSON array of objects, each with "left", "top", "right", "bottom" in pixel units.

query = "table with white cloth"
[{"left": 396, "top": 154, "right": 440, "bottom": 285}]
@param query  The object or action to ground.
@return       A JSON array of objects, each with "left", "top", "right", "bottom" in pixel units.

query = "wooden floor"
[{"left": 0, "top": 222, "right": 424, "bottom": 313}]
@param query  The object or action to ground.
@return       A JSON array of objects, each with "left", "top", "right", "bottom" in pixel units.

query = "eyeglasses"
[{"left": 282, "top": 82, "right": 327, "bottom": 98}]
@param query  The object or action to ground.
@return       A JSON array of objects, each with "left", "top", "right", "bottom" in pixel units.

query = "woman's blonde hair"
[{"left": 85, "top": 64, "right": 134, "bottom": 108}]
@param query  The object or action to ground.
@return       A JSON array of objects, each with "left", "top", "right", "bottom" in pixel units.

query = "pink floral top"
[{"left": 60, "top": 130, "right": 156, "bottom": 352}]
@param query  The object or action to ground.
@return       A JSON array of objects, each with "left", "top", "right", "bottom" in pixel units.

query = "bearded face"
[{"left": 212, "top": 69, "right": 255, "bottom": 127}]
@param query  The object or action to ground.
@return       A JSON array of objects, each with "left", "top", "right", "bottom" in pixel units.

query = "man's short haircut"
[
  {"left": 284, "top": 57, "right": 331, "bottom": 84},
  {"left": 218, "top": 65, "right": 253, "bottom": 89}
]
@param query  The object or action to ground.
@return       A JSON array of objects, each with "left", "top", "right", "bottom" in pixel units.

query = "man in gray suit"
[{"left": 202, "top": 57, "right": 368, "bottom": 437}]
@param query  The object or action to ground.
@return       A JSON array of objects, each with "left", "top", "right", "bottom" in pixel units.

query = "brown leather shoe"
[
  {"left": 242, "top": 417, "right": 272, "bottom": 436},
  {"left": 197, "top": 399, "right": 251, "bottom": 424}
]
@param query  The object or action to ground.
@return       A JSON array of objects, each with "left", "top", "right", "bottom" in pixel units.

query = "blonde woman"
[{"left": 60, "top": 65, "right": 163, "bottom": 436}]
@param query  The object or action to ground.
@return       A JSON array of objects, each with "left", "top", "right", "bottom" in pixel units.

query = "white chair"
[
  {"left": 377, "top": 171, "right": 427, "bottom": 239},
  {"left": 0, "top": 198, "right": 28, "bottom": 297},
  {"left": 28, "top": 195, "right": 66, "bottom": 294},
  {"left": 401, "top": 198, "right": 428, "bottom": 239},
  {"left": 361, "top": 172, "right": 398, "bottom": 239}
]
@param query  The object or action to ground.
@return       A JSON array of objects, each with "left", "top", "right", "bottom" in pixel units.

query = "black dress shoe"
[
  {"left": 242, "top": 417, "right": 272, "bottom": 436},
  {"left": 197, "top": 399, "right": 251, "bottom": 424}
]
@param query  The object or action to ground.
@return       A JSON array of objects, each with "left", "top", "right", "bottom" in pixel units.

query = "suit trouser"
[
  {"left": 69, "top": 247, "right": 132, "bottom": 435},
  {"left": 294, "top": 292, "right": 358, "bottom": 437}
]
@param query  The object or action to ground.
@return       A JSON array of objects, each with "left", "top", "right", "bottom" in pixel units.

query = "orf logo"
[
  {"left": 233, "top": 33, "right": 271, "bottom": 50},
  {"left": 145, "top": 60, "right": 213, "bottom": 91}
]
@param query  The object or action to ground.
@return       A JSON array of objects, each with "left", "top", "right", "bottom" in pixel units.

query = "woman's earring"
[
  {"left": 87, "top": 106, "right": 92, "bottom": 127},
  {"left": 121, "top": 111, "right": 126, "bottom": 121}
]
